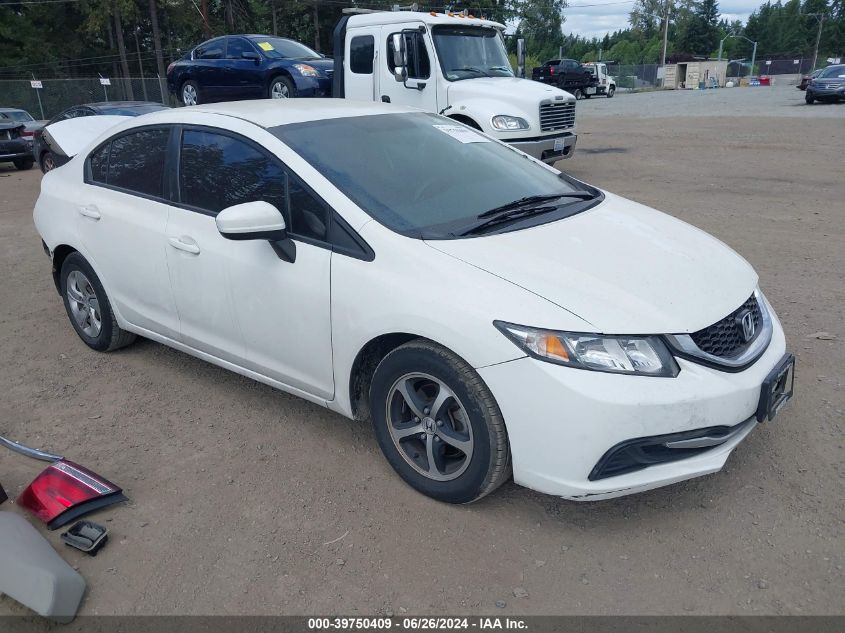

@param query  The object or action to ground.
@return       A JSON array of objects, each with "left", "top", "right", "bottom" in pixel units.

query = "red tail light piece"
[
  {"left": 18, "top": 460, "right": 127, "bottom": 530},
  {"left": 20, "top": 130, "right": 34, "bottom": 138}
]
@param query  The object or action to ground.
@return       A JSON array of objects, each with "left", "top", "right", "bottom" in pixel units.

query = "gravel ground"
[
  {"left": 580, "top": 81, "right": 844, "bottom": 118},
  {"left": 0, "top": 86, "right": 843, "bottom": 618}
]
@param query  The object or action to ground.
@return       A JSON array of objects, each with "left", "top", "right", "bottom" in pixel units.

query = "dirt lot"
[{"left": 0, "top": 87, "right": 843, "bottom": 617}]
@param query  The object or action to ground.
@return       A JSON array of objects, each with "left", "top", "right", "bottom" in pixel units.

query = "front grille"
[
  {"left": 690, "top": 294, "right": 761, "bottom": 358},
  {"left": 539, "top": 101, "right": 575, "bottom": 132}
]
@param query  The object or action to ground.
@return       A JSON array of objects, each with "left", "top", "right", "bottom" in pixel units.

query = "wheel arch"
[
  {"left": 266, "top": 69, "right": 295, "bottom": 91},
  {"left": 447, "top": 114, "right": 482, "bottom": 130},
  {"left": 51, "top": 244, "right": 78, "bottom": 293}
]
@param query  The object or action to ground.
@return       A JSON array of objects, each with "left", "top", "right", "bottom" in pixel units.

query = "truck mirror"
[
  {"left": 516, "top": 39, "right": 526, "bottom": 78},
  {"left": 390, "top": 33, "right": 408, "bottom": 82}
]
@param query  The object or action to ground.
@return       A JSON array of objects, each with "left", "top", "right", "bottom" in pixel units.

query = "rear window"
[
  {"left": 103, "top": 128, "right": 169, "bottom": 197},
  {"left": 100, "top": 104, "right": 169, "bottom": 116},
  {"left": 350, "top": 35, "right": 374, "bottom": 74}
]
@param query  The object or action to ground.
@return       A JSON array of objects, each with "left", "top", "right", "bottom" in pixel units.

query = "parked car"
[
  {"left": 33, "top": 101, "right": 169, "bottom": 173},
  {"left": 798, "top": 68, "right": 822, "bottom": 90},
  {"left": 0, "top": 107, "right": 47, "bottom": 140},
  {"left": 166, "top": 35, "right": 333, "bottom": 105},
  {"left": 532, "top": 58, "right": 596, "bottom": 98},
  {"left": 34, "top": 100, "right": 793, "bottom": 503},
  {"left": 0, "top": 120, "right": 35, "bottom": 170},
  {"left": 805, "top": 64, "right": 845, "bottom": 104}
]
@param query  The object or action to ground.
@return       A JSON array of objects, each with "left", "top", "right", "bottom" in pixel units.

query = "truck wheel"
[
  {"left": 573, "top": 88, "right": 583, "bottom": 100},
  {"left": 607, "top": 86, "right": 615, "bottom": 98},
  {"left": 40, "top": 151, "right": 56, "bottom": 173},
  {"left": 583, "top": 93, "right": 592, "bottom": 99},
  {"left": 805, "top": 93, "right": 814, "bottom": 104},
  {"left": 13, "top": 158, "right": 34, "bottom": 170}
]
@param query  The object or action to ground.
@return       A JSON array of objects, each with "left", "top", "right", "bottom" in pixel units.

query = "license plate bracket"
[{"left": 755, "top": 353, "right": 795, "bottom": 422}]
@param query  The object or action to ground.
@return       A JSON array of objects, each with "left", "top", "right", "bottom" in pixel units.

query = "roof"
[
  {"left": 346, "top": 10, "right": 504, "bottom": 30},
  {"left": 0, "top": 107, "right": 29, "bottom": 112},
  {"left": 138, "top": 98, "right": 420, "bottom": 129}
]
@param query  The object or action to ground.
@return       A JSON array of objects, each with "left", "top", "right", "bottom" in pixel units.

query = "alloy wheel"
[
  {"left": 66, "top": 270, "right": 102, "bottom": 338},
  {"left": 271, "top": 81, "right": 290, "bottom": 99},
  {"left": 385, "top": 373, "right": 474, "bottom": 482},
  {"left": 182, "top": 84, "right": 197, "bottom": 105}
]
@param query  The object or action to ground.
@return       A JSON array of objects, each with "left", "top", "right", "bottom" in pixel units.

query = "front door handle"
[
  {"left": 168, "top": 236, "right": 200, "bottom": 255},
  {"left": 77, "top": 204, "right": 101, "bottom": 220}
]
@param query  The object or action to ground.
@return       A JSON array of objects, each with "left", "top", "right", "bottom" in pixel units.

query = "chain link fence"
[
  {"left": 605, "top": 64, "right": 660, "bottom": 91},
  {"left": 1, "top": 77, "right": 178, "bottom": 119}
]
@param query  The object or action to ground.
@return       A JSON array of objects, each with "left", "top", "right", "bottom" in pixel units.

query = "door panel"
[
  {"left": 345, "top": 32, "right": 378, "bottom": 101},
  {"left": 165, "top": 209, "right": 245, "bottom": 363},
  {"left": 77, "top": 188, "right": 177, "bottom": 338},
  {"left": 379, "top": 25, "right": 438, "bottom": 111}
]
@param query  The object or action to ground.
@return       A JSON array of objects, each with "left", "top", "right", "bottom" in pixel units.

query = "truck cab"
[
  {"left": 333, "top": 11, "right": 577, "bottom": 163},
  {"left": 582, "top": 62, "right": 616, "bottom": 98}
]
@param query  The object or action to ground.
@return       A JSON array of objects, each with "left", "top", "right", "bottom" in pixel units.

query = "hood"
[
  {"left": 448, "top": 76, "right": 573, "bottom": 109},
  {"left": 286, "top": 57, "right": 334, "bottom": 73},
  {"left": 0, "top": 121, "right": 24, "bottom": 132},
  {"left": 427, "top": 193, "right": 758, "bottom": 334}
]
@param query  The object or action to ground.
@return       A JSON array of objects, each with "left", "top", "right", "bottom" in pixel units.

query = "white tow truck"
[
  {"left": 581, "top": 62, "right": 616, "bottom": 98},
  {"left": 331, "top": 10, "right": 578, "bottom": 162}
]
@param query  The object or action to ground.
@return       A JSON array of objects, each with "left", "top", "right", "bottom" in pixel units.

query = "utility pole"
[
  {"left": 660, "top": 0, "right": 671, "bottom": 84},
  {"left": 811, "top": 13, "right": 825, "bottom": 71}
]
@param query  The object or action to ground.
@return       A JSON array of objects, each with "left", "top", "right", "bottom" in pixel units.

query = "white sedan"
[{"left": 33, "top": 100, "right": 794, "bottom": 503}]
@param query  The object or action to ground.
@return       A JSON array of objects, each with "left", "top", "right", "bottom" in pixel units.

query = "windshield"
[
  {"left": 819, "top": 65, "right": 845, "bottom": 78},
  {"left": 250, "top": 37, "right": 321, "bottom": 60},
  {"left": 0, "top": 110, "right": 34, "bottom": 122},
  {"left": 432, "top": 26, "right": 514, "bottom": 81},
  {"left": 272, "top": 112, "right": 597, "bottom": 239}
]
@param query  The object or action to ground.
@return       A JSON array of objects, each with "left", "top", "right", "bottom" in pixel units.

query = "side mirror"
[
  {"left": 241, "top": 51, "right": 260, "bottom": 62},
  {"left": 215, "top": 201, "right": 296, "bottom": 262},
  {"left": 390, "top": 33, "right": 408, "bottom": 82},
  {"left": 516, "top": 39, "right": 526, "bottom": 78},
  {"left": 216, "top": 201, "right": 287, "bottom": 241}
]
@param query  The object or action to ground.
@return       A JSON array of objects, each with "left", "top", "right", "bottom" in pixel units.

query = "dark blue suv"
[{"left": 167, "top": 35, "right": 334, "bottom": 105}]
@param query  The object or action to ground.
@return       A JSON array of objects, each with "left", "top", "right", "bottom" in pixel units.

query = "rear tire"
[
  {"left": 60, "top": 252, "right": 136, "bottom": 352},
  {"left": 40, "top": 151, "right": 56, "bottom": 173},
  {"left": 369, "top": 339, "right": 511, "bottom": 504},
  {"left": 573, "top": 88, "right": 583, "bottom": 100},
  {"left": 181, "top": 80, "right": 201, "bottom": 106},
  {"left": 13, "top": 158, "right": 34, "bottom": 170}
]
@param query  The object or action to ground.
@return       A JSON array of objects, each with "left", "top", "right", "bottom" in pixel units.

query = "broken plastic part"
[
  {"left": 18, "top": 460, "right": 127, "bottom": 530},
  {"left": 0, "top": 511, "right": 86, "bottom": 622},
  {"left": 60, "top": 520, "right": 109, "bottom": 556}
]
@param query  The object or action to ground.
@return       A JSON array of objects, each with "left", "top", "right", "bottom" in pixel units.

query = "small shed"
[{"left": 664, "top": 60, "right": 729, "bottom": 89}]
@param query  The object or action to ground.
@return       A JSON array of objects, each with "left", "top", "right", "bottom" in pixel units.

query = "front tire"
[
  {"left": 60, "top": 253, "right": 136, "bottom": 352},
  {"left": 607, "top": 86, "right": 615, "bottom": 98},
  {"left": 369, "top": 339, "right": 510, "bottom": 503},
  {"left": 13, "top": 158, "right": 34, "bottom": 170},
  {"left": 573, "top": 88, "right": 583, "bottom": 100},
  {"left": 805, "top": 93, "right": 815, "bottom": 104},
  {"left": 269, "top": 76, "right": 295, "bottom": 99}
]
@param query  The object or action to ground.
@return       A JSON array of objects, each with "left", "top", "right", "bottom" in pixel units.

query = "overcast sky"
[{"left": 563, "top": 0, "right": 762, "bottom": 40}]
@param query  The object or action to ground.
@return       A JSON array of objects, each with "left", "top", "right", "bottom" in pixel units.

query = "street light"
[{"left": 719, "top": 33, "right": 757, "bottom": 79}]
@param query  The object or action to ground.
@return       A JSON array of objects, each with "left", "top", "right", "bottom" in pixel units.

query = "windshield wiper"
[
  {"left": 477, "top": 192, "right": 595, "bottom": 218},
  {"left": 458, "top": 191, "right": 598, "bottom": 236},
  {"left": 451, "top": 66, "right": 491, "bottom": 77}
]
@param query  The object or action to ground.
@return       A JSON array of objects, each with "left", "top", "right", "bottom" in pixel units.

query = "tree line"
[{"left": 0, "top": 0, "right": 842, "bottom": 82}]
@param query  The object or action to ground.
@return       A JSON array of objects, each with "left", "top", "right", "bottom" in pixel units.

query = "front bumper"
[
  {"left": 292, "top": 74, "right": 333, "bottom": 98},
  {"left": 509, "top": 132, "right": 577, "bottom": 163},
  {"left": 477, "top": 312, "right": 788, "bottom": 500},
  {"left": 807, "top": 86, "right": 845, "bottom": 99}
]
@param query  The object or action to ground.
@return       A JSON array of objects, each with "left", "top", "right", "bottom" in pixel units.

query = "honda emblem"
[{"left": 737, "top": 310, "right": 756, "bottom": 343}]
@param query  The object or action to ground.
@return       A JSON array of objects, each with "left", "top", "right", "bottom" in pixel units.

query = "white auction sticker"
[{"left": 432, "top": 124, "right": 489, "bottom": 143}]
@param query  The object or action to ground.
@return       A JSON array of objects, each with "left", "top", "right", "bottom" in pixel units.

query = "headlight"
[
  {"left": 293, "top": 63, "right": 320, "bottom": 77},
  {"left": 494, "top": 321, "right": 679, "bottom": 377},
  {"left": 491, "top": 115, "right": 529, "bottom": 131}
]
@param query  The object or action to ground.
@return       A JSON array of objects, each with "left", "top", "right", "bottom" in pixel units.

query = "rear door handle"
[
  {"left": 77, "top": 204, "right": 101, "bottom": 220},
  {"left": 168, "top": 236, "right": 200, "bottom": 255}
]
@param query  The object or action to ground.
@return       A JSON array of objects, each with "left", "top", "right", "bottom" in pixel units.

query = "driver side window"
[{"left": 387, "top": 31, "right": 430, "bottom": 79}]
